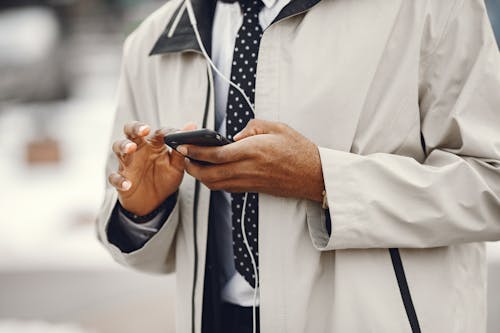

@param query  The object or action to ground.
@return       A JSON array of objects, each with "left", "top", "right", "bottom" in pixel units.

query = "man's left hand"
[{"left": 177, "top": 119, "right": 324, "bottom": 202}]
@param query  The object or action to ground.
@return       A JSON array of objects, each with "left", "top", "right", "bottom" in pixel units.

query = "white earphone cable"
[
  {"left": 241, "top": 192, "right": 259, "bottom": 333},
  {"left": 173, "top": 2, "right": 259, "bottom": 333},
  {"left": 185, "top": 0, "right": 256, "bottom": 116}
]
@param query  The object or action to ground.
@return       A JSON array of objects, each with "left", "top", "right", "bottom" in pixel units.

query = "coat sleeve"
[
  {"left": 309, "top": 0, "right": 500, "bottom": 250},
  {"left": 95, "top": 35, "right": 180, "bottom": 273}
]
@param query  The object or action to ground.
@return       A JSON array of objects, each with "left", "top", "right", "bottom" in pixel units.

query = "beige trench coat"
[{"left": 97, "top": 0, "right": 500, "bottom": 331}]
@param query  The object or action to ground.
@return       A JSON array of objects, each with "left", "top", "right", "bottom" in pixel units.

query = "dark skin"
[
  {"left": 108, "top": 119, "right": 324, "bottom": 217},
  {"left": 180, "top": 119, "right": 324, "bottom": 202}
]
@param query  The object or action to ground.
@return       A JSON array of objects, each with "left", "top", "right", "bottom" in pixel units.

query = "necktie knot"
[{"left": 239, "top": 0, "right": 264, "bottom": 13}]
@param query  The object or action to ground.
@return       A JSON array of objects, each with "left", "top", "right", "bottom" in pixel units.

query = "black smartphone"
[{"left": 164, "top": 129, "right": 233, "bottom": 150}]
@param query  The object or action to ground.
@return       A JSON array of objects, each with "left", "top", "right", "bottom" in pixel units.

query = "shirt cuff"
[{"left": 107, "top": 193, "right": 178, "bottom": 253}]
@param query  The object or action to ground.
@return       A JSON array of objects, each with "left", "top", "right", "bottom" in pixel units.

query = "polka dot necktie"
[{"left": 226, "top": 0, "right": 264, "bottom": 288}]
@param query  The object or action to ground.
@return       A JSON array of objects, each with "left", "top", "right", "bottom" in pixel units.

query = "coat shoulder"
[{"left": 122, "top": 0, "right": 181, "bottom": 60}]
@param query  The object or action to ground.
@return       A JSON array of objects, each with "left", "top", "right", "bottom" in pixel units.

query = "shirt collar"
[
  {"left": 261, "top": 0, "right": 278, "bottom": 9},
  {"left": 150, "top": 0, "right": 322, "bottom": 56}
]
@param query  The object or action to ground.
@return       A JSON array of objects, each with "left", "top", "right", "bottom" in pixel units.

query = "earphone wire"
[
  {"left": 173, "top": 2, "right": 259, "bottom": 333},
  {"left": 184, "top": 0, "right": 256, "bottom": 116},
  {"left": 241, "top": 192, "right": 259, "bottom": 333}
]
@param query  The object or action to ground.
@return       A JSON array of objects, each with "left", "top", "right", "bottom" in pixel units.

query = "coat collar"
[{"left": 149, "top": 0, "right": 322, "bottom": 56}]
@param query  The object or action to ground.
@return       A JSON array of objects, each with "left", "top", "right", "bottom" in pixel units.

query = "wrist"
[
  {"left": 306, "top": 144, "right": 325, "bottom": 203},
  {"left": 118, "top": 192, "right": 178, "bottom": 223}
]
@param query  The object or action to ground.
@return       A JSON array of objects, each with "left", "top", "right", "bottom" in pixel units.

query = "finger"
[
  {"left": 168, "top": 123, "right": 199, "bottom": 171},
  {"left": 150, "top": 127, "right": 178, "bottom": 148},
  {"left": 177, "top": 144, "right": 243, "bottom": 164},
  {"left": 112, "top": 139, "right": 137, "bottom": 158},
  {"left": 123, "top": 121, "right": 151, "bottom": 144},
  {"left": 185, "top": 159, "right": 253, "bottom": 191},
  {"left": 182, "top": 122, "right": 198, "bottom": 131},
  {"left": 108, "top": 172, "right": 132, "bottom": 191},
  {"left": 184, "top": 158, "right": 236, "bottom": 184},
  {"left": 233, "top": 119, "right": 283, "bottom": 141}
]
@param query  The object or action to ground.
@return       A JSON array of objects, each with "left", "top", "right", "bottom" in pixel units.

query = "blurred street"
[{"left": 0, "top": 2, "right": 175, "bottom": 332}]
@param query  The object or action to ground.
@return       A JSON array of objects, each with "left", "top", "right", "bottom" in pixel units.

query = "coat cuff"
[
  {"left": 306, "top": 147, "right": 367, "bottom": 251},
  {"left": 107, "top": 193, "right": 178, "bottom": 253}
]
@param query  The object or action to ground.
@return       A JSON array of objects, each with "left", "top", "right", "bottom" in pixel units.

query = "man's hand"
[
  {"left": 108, "top": 121, "right": 196, "bottom": 216},
  {"left": 178, "top": 119, "right": 325, "bottom": 202}
]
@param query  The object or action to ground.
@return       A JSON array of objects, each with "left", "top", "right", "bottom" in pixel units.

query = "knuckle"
[
  {"left": 112, "top": 141, "right": 121, "bottom": 153},
  {"left": 213, "top": 149, "right": 225, "bottom": 163},
  {"left": 217, "top": 167, "right": 231, "bottom": 180},
  {"left": 187, "top": 149, "right": 198, "bottom": 159},
  {"left": 203, "top": 171, "right": 217, "bottom": 184},
  {"left": 124, "top": 121, "right": 138, "bottom": 133},
  {"left": 206, "top": 182, "right": 221, "bottom": 191},
  {"left": 276, "top": 122, "right": 288, "bottom": 131},
  {"left": 108, "top": 173, "right": 118, "bottom": 186},
  {"left": 247, "top": 119, "right": 257, "bottom": 128}
]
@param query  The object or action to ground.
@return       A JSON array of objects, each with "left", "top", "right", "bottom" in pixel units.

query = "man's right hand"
[{"left": 108, "top": 121, "right": 196, "bottom": 217}]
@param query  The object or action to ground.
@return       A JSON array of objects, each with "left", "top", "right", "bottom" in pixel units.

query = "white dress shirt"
[{"left": 119, "top": 0, "right": 291, "bottom": 307}]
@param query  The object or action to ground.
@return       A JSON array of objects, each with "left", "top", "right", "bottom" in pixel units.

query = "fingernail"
[
  {"left": 122, "top": 181, "right": 132, "bottom": 191},
  {"left": 177, "top": 145, "right": 187, "bottom": 155},
  {"left": 138, "top": 125, "right": 149, "bottom": 135},
  {"left": 124, "top": 142, "right": 134, "bottom": 152}
]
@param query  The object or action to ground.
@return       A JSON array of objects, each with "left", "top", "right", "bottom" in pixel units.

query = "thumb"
[
  {"left": 170, "top": 122, "right": 198, "bottom": 171},
  {"left": 233, "top": 119, "right": 278, "bottom": 141}
]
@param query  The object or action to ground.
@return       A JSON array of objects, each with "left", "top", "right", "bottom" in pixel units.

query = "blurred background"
[{"left": 0, "top": 1, "right": 499, "bottom": 332}]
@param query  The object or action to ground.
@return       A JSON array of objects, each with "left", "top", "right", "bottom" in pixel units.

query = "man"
[{"left": 97, "top": 0, "right": 500, "bottom": 332}]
